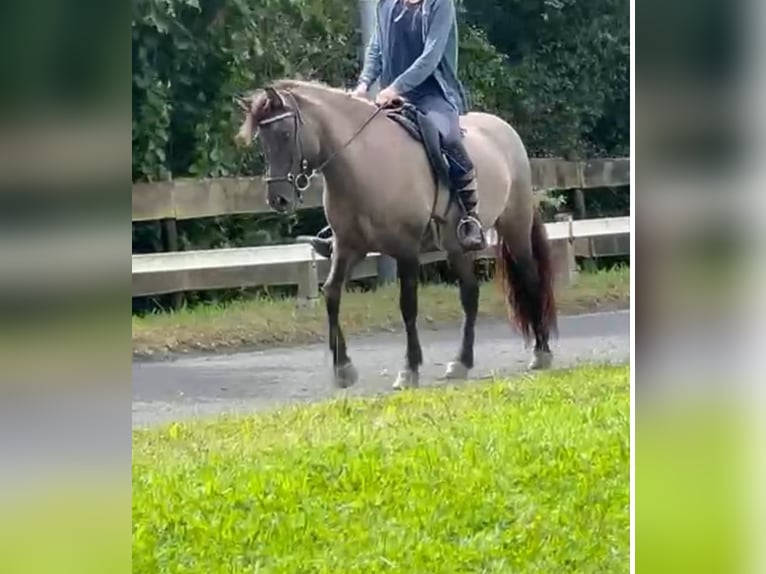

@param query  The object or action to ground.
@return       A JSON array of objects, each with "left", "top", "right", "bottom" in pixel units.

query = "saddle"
[
  {"left": 384, "top": 102, "right": 451, "bottom": 188},
  {"left": 383, "top": 102, "right": 460, "bottom": 251}
]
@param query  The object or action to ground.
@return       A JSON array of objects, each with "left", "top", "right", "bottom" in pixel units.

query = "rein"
[{"left": 257, "top": 91, "right": 385, "bottom": 203}]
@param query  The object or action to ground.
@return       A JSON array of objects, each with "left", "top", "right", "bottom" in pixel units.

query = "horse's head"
[{"left": 234, "top": 86, "right": 320, "bottom": 213}]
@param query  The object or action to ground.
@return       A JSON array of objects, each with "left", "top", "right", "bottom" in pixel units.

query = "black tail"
[{"left": 495, "top": 210, "right": 558, "bottom": 342}]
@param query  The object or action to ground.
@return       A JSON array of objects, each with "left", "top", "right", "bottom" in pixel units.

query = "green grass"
[
  {"left": 133, "top": 364, "right": 629, "bottom": 573},
  {"left": 637, "top": 398, "right": 747, "bottom": 574},
  {"left": 133, "top": 266, "right": 629, "bottom": 357}
]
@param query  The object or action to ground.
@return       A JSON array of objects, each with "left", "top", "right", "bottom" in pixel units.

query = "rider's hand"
[
  {"left": 375, "top": 86, "right": 401, "bottom": 108},
  {"left": 351, "top": 82, "right": 368, "bottom": 98}
]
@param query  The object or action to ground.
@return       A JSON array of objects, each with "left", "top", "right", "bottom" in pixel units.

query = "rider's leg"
[
  {"left": 422, "top": 99, "right": 486, "bottom": 252},
  {"left": 297, "top": 224, "right": 333, "bottom": 258}
]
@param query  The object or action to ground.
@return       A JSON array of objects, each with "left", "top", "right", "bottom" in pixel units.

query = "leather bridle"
[{"left": 250, "top": 90, "right": 386, "bottom": 208}]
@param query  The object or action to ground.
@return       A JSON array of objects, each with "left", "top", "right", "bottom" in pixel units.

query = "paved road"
[{"left": 132, "top": 310, "right": 629, "bottom": 428}]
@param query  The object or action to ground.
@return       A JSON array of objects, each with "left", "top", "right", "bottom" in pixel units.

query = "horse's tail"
[{"left": 495, "top": 210, "right": 558, "bottom": 341}]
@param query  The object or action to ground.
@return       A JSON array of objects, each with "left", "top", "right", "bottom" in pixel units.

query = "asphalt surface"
[{"left": 132, "top": 310, "right": 629, "bottom": 428}]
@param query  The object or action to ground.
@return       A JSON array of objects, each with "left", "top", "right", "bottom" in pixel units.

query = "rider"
[{"left": 307, "top": 0, "right": 486, "bottom": 258}]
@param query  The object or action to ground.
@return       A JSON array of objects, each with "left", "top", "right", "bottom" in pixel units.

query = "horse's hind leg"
[
  {"left": 443, "top": 250, "right": 479, "bottom": 380},
  {"left": 495, "top": 211, "right": 558, "bottom": 370},
  {"left": 324, "top": 248, "right": 363, "bottom": 388},
  {"left": 392, "top": 257, "right": 423, "bottom": 390}
]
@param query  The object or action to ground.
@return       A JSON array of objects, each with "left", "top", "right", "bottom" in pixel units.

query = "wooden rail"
[
  {"left": 132, "top": 158, "right": 630, "bottom": 301},
  {"left": 132, "top": 216, "right": 630, "bottom": 299},
  {"left": 132, "top": 158, "right": 629, "bottom": 221}
]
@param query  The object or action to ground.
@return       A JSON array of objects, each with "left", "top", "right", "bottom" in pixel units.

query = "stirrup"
[
  {"left": 457, "top": 214, "right": 482, "bottom": 233},
  {"left": 456, "top": 215, "right": 487, "bottom": 250}
]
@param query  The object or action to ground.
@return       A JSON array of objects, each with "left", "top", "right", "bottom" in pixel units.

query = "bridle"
[
  {"left": 250, "top": 90, "right": 386, "bottom": 206},
  {"left": 257, "top": 101, "right": 314, "bottom": 202}
]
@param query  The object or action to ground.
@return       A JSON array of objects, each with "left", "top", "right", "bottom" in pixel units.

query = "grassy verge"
[
  {"left": 637, "top": 399, "right": 745, "bottom": 573},
  {"left": 133, "top": 266, "right": 629, "bottom": 358},
  {"left": 133, "top": 364, "right": 629, "bottom": 573}
]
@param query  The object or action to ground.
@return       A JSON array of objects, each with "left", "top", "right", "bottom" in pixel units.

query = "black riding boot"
[
  {"left": 443, "top": 138, "right": 487, "bottom": 251},
  {"left": 298, "top": 224, "right": 333, "bottom": 258}
]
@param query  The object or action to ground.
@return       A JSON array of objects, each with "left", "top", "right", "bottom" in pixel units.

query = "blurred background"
[
  {"left": 0, "top": 0, "right": 128, "bottom": 572},
  {"left": 637, "top": 0, "right": 765, "bottom": 572}
]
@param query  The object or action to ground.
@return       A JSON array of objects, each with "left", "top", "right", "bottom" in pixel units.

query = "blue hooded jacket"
[{"left": 358, "top": 0, "right": 470, "bottom": 114}]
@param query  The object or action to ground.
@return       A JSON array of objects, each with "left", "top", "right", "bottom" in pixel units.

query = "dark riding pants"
[{"left": 408, "top": 92, "right": 474, "bottom": 183}]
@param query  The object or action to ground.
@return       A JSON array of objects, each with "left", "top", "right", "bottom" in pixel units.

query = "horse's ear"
[
  {"left": 264, "top": 87, "right": 285, "bottom": 109},
  {"left": 234, "top": 95, "right": 250, "bottom": 112}
]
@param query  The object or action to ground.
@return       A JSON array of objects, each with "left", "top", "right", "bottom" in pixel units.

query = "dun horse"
[{"left": 234, "top": 79, "right": 557, "bottom": 389}]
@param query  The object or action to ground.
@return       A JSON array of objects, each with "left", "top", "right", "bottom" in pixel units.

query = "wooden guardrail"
[
  {"left": 132, "top": 158, "right": 630, "bottom": 300},
  {"left": 132, "top": 216, "right": 630, "bottom": 299},
  {"left": 132, "top": 158, "right": 629, "bottom": 221}
]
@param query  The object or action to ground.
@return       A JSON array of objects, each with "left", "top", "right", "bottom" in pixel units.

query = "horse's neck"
[{"left": 295, "top": 88, "right": 376, "bottom": 173}]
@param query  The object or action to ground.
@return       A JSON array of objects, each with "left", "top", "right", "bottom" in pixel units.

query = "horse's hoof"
[
  {"left": 392, "top": 369, "right": 419, "bottom": 390},
  {"left": 334, "top": 362, "right": 358, "bottom": 388},
  {"left": 528, "top": 350, "right": 553, "bottom": 370},
  {"left": 443, "top": 360, "right": 470, "bottom": 380}
]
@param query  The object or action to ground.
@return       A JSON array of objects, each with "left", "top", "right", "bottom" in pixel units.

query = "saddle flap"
[
  {"left": 384, "top": 103, "right": 459, "bottom": 253},
  {"left": 385, "top": 104, "right": 452, "bottom": 191}
]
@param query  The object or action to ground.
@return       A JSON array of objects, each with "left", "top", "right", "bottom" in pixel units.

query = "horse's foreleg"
[
  {"left": 443, "top": 251, "right": 479, "bottom": 380},
  {"left": 393, "top": 258, "right": 423, "bottom": 390},
  {"left": 324, "top": 251, "right": 359, "bottom": 388}
]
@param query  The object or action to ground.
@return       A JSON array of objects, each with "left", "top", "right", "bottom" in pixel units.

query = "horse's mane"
[
  {"left": 270, "top": 78, "right": 377, "bottom": 109},
  {"left": 243, "top": 78, "right": 376, "bottom": 125}
]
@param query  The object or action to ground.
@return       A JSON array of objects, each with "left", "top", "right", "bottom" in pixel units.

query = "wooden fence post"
[
  {"left": 551, "top": 213, "right": 576, "bottom": 287},
  {"left": 376, "top": 255, "right": 397, "bottom": 287},
  {"left": 296, "top": 255, "right": 319, "bottom": 305},
  {"left": 573, "top": 188, "right": 597, "bottom": 272},
  {"left": 160, "top": 218, "right": 183, "bottom": 310}
]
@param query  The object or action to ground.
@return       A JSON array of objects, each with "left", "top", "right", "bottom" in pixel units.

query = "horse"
[{"left": 234, "top": 79, "right": 557, "bottom": 390}]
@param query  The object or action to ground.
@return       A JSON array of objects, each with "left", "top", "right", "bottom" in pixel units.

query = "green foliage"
[
  {"left": 133, "top": 364, "right": 629, "bottom": 572},
  {"left": 132, "top": 0, "right": 361, "bottom": 251},
  {"left": 132, "top": 0, "right": 360, "bottom": 182},
  {"left": 132, "top": 0, "right": 628, "bottom": 182},
  {"left": 459, "top": 0, "right": 629, "bottom": 158}
]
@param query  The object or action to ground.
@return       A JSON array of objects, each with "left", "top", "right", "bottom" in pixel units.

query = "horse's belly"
[{"left": 323, "top": 156, "right": 436, "bottom": 256}]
